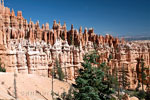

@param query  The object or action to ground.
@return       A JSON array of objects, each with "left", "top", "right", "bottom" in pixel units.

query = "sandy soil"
[{"left": 0, "top": 72, "right": 71, "bottom": 100}]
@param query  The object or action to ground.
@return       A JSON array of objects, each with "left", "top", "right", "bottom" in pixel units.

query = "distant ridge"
[{"left": 123, "top": 36, "right": 150, "bottom": 41}]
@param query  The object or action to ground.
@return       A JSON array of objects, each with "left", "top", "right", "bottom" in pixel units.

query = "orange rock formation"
[{"left": 0, "top": 0, "right": 149, "bottom": 90}]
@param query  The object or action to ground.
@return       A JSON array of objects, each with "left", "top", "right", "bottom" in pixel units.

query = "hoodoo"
[{"left": 0, "top": 0, "right": 149, "bottom": 90}]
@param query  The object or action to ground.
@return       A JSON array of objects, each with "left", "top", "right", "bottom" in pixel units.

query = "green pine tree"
[
  {"left": 121, "top": 64, "right": 130, "bottom": 90},
  {"left": 55, "top": 58, "right": 65, "bottom": 81},
  {"left": 108, "top": 54, "right": 113, "bottom": 62},
  {"left": 61, "top": 34, "right": 65, "bottom": 40},
  {"left": 70, "top": 35, "right": 74, "bottom": 45},
  {"left": 99, "top": 62, "right": 112, "bottom": 89},
  {"left": 74, "top": 51, "right": 113, "bottom": 100},
  {"left": 141, "top": 58, "right": 146, "bottom": 91},
  {"left": 0, "top": 58, "right": 6, "bottom": 72},
  {"left": 109, "top": 66, "right": 119, "bottom": 92},
  {"left": 112, "top": 66, "right": 120, "bottom": 100},
  {"left": 136, "top": 58, "right": 141, "bottom": 91}
]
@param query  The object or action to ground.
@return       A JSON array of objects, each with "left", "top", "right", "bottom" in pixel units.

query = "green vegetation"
[
  {"left": 145, "top": 90, "right": 150, "bottom": 100},
  {"left": 70, "top": 35, "right": 74, "bottom": 45},
  {"left": 128, "top": 58, "right": 150, "bottom": 100},
  {"left": 141, "top": 58, "right": 146, "bottom": 91},
  {"left": 61, "top": 35, "right": 65, "bottom": 40},
  {"left": 55, "top": 58, "right": 65, "bottom": 81},
  {"left": 136, "top": 58, "right": 141, "bottom": 91},
  {"left": 54, "top": 54, "right": 150, "bottom": 100},
  {"left": 137, "top": 90, "right": 146, "bottom": 100},
  {"left": 93, "top": 42, "right": 97, "bottom": 49},
  {"left": 112, "top": 66, "right": 119, "bottom": 91},
  {"left": 74, "top": 51, "right": 113, "bottom": 100},
  {"left": 121, "top": 64, "right": 129, "bottom": 90},
  {"left": 0, "top": 58, "right": 6, "bottom": 72},
  {"left": 55, "top": 86, "right": 74, "bottom": 100},
  {"left": 108, "top": 54, "right": 113, "bottom": 62}
]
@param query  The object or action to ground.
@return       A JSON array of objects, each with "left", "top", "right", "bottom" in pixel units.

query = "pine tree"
[
  {"left": 109, "top": 66, "right": 119, "bottom": 92},
  {"left": 136, "top": 58, "right": 141, "bottom": 91},
  {"left": 99, "top": 62, "right": 110, "bottom": 78},
  {"left": 99, "top": 62, "right": 113, "bottom": 89},
  {"left": 74, "top": 51, "right": 113, "bottom": 100},
  {"left": 61, "top": 35, "right": 65, "bottom": 40},
  {"left": 112, "top": 66, "right": 121, "bottom": 100},
  {"left": 55, "top": 58, "right": 65, "bottom": 81},
  {"left": 141, "top": 58, "right": 146, "bottom": 91},
  {"left": 99, "top": 62, "right": 120, "bottom": 95},
  {"left": 0, "top": 58, "right": 6, "bottom": 72},
  {"left": 108, "top": 54, "right": 113, "bottom": 62},
  {"left": 70, "top": 35, "right": 74, "bottom": 45},
  {"left": 121, "top": 64, "right": 129, "bottom": 90}
]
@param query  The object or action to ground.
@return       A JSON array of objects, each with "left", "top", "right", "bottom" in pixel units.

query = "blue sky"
[{"left": 5, "top": 0, "right": 150, "bottom": 37}]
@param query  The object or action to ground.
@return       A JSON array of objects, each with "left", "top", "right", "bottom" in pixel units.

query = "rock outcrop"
[{"left": 0, "top": 0, "right": 149, "bottom": 90}]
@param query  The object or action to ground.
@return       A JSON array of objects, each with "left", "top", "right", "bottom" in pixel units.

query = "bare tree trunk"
[
  {"left": 117, "top": 67, "right": 120, "bottom": 100},
  {"left": 14, "top": 72, "right": 17, "bottom": 100},
  {"left": 52, "top": 65, "right": 54, "bottom": 100},
  {"left": 118, "top": 81, "right": 120, "bottom": 100},
  {"left": 65, "top": 64, "right": 67, "bottom": 82}
]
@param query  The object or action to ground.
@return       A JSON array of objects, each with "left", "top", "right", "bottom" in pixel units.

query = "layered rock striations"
[{"left": 0, "top": 0, "right": 149, "bottom": 90}]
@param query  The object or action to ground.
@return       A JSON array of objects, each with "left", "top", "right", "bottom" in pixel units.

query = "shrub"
[
  {"left": 137, "top": 90, "right": 146, "bottom": 99},
  {"left": 55, "top": 86, "right": 74, "bottom": 100},
  {"left": 61, "top": 35, "right": 65, "bottom": 40},
  {"left": 0, "top": 58, "right": 6, "bottom": 72},
  {"left": 0, "top": 66, "right": 6, "bottom": 72},
  {"left": 145, "top": 91, "right": 150, "bottom": 100}
]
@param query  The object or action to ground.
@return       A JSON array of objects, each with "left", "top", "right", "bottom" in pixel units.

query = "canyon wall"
[{"left": 0, "top": 0, "right": 149, "bottom": 90}]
